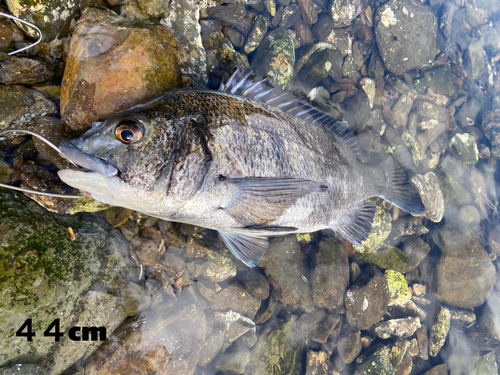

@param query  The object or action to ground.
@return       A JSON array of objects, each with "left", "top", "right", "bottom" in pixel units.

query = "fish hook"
[{"left": 0, "top": 11, "right": 42, "bottom": 55}]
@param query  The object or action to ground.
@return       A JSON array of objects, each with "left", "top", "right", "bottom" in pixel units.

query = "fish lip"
[{"left": 59, "top": 140, "right": 119, "bottom": 178}]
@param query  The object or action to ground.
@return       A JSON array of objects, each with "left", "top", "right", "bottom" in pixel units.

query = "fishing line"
[
  {"left": 0, "top": 11, "right": 42, "bottom": 55},
  {"left": 0, "top": 129, "right": 85, "bottom": 199}
]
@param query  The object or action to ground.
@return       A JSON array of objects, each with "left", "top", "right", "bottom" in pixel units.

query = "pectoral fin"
[
  {"left": 219, "top": 177, "right": 327, "bottom": 226},
  {"left": 336, "top": 201, "right": 376, "bottom": 246},
  {"left": 219, "top": 226, "right": 298, "bottom": 267}
]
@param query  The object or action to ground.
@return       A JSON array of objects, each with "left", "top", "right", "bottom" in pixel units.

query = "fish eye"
[{"left": 115, "top": 120, "right": 143, "bottom": 144}]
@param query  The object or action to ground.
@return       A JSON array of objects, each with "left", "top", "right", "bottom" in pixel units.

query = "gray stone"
[
  {"left": 375, "top": 0, "right": 437, "bottom": 75},
  {"left": 345, "top": 266, "right": 389, "bottom": 330},
  {"left": 411, "top": 172, "right": 444, "bottom": 223},
  {"left": 449, "top": 133, "right": 479, "bottom": 167},
  {"left": 297, "top": 0, "right": 317, "bottom": 24},
  {"left": 279, "top": 3, "right": 301, "bottom": 29},
  {"left": 296, "top": 308, "right": 340, "bottom": 344},
  {"left": 210, "top": 283, "right": 261, "bottom": 319},
  {"left": 0, "top": 55, "right": 52, "bottom": 85},
  {"left": 185, "top": 237, "right": 236, "bottom": 282},
  {"left": 374, "top": 317, "right": 421, "bottom": 339},
  {"left": 413, "top": 66, "right": 455, "bottom": 96},
  {"left": 479, "top": 290, "right": 500, "bottom": 340},
  {"left": 215, "top": 345, "right": 251, "bottom": 374},
  {"left": 431, "top": 223, "right": 496, "bottom": 309},
  {"left": 392, "top": 95, "right": 414, "bottom": 127},
  {"left": 259, "top": 236, "right": 315, "bottom": 313},
  {"left": 239, "top": 270, "right": 270, "bottom": 300},
  {"left": 414, "top": 101, "right": 449, "bottom": 122},
  {"left": 311, "top": 238, "right": 349, "bottom": 310},
  {"left": 243, "top": 15, "right": 268, "bottom": 54},
  {"left": 337, "top": 330, "right": 361, "bottom": 364},
  {"left": 311, "top": 14, "right": 334, "bottom": 41},
  {"left": 466, "top": 38, "right": 485, "bottom": 80},
  {"left": 329, "top": 0, "right": 368, "bottom": 27}
]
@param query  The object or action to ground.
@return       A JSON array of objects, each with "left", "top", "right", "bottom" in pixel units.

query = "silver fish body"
[{"left": 59, "top": 82, "right": 424, "bottom": 266}]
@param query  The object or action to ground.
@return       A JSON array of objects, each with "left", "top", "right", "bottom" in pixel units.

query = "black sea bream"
[{"left": 58, "top": 74, "right": 425, "bottom": 266}]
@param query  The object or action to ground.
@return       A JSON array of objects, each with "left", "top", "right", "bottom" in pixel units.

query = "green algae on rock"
[
  {"left": 354, "top": 199, "right": 391, "bottom": 253},
  {"left": 429, "top": 304, "right": 450, "bottom": 357},
  {"left": 252, "top": 27, "right": 295, "bottom": 88},
  {"left": 385, "top": 270, "right": 411, "bottom": 307}
]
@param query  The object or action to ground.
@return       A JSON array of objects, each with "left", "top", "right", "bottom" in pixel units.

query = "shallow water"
[{"left": 0, "top": 0, "right": 500, "bottom": 374}]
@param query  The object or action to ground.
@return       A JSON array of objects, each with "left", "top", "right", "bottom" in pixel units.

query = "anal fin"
[{"left": 336, "top": 201, "right": 376, "bottom": 247}]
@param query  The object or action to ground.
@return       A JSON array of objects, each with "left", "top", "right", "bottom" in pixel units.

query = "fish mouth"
[{"left": 59, "top": 141, "right": 119, "bottom": 178}]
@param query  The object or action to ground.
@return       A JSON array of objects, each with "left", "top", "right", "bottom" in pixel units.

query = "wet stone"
[
  {"left": 84, "top": 300, "right": 206, "bottom": 375},
  {"left": 259, "top": 235, "right": 315, "bottom": 313},
  {"left": 413, "top": 66, "right": 455, "bottom": 96},
  {"left": 390, "top": 217, "right": 428, "bottom": 240},
  {"left": 374, "top": 317, "right": 421, "bottom": 339},
  {"left": 354, "top": 246, "right": 413, "bottom": 273},
  {"left": 185, "top": 237, "right": 236, "bottom": 282},
  {"left": 243, "top": 14, "right": 268, "bottom": 55},
  {"left": 5, "top": 0, "right": 79, "bottom": 41},
  {"left": 429, "top": 304, "right": 450, "bottom": 357},
  {"left": 223, "top": 26, "right": 245, "bottom": 48},
  {"left": 479, "top": 290, "right": 500, "bottom": 340},
  {"left": 305, "top": 350, "right": 335, "bottom": 375},
  {"left": 394, "top": 351, "right": 412, "bottom": 375},
  {"left": 297, "top": 0, "right": 317, "bottom": 24},
  {"left": 296, "top": 308, "right": 340, "bottom": 344},
  {"left": 416, "top": 326, "right": 428, "bottom": 360},
  {"left": 244, "top": 316, "right": 305, "bottom": 375},
  {"left": 466, "top": 38, "right": 485, "bottom": 80},
  {"left": 449, "top": 133, "right": 479, "bottom": 167},
  {"left": 292, "top": 20, "right": 315, "bottom": 46},
  {"left": 279, "top": 3, "right": 302, "bottom": 29},
  {"left": 239, "top": 270, "right": 270, "bottom": 300},
  {"left": 61, "top": 7, "right": 181, "bottom": 133},
  {"left": 448, "top": 352, "right": 497, "bottom": 375},
  {"left": 411, "top": 172, "right": 444, "bottom": 222},
  {"left": 329, "top": 0, "right": 369, "bottom": 27},
  {"left": 458, "top": 204, "right": 481, "bottom": 226},
  {"left": 345, "top": 266, "right": 389, "bottom": 330},
  {"left": 386, "top": 270, "right": 411, "bottom": 307},
  {"left": 414, "top": 101, "right": 449, "bottom": 122},
  {"left": 0, "top": 85, "right": 57, "bottom": 132},
  {"left": 210, "top": 283, "right": 261, "bottom": 319},
  {"left": 120, "top": 281, "right": 151, "bottom": 316},
  {"left": 392, "top": 95, "right": 414, "bottom": 127},
  {"left": 482, "top": 109, "right": 500, "bottom": 158},
  {"left": 356, "top": 345, "right": 395, "bottom": 375},
  {"left": 0, "top": 54, "right": 52, "bottom": 85},
  {"left": 424, "top": 364, "right": 447, "bottom": 375},
  {"left": 431, "top": 223, "right": 496, "bottom": 309},
  {"left": 337, "top": 330, "right": 362, "bottom": 364},
  {"left": 214, "top": 345, "right": 251, "bottom": 374},
  {"left": 436, "top": 170, "right": 471, "bottom": 207},
  {"left": 374, "top": 0, "right": 437, "bottom": 75},
  {"left": 252, "top": 27, "right": 295, "bottom": 87},
  {"left": 311, "top": 237, "right": 349, "bottom": 310},
  {"left": 311, "top": 14, "right": 334, "bottom": 41},
  {"left": 297, "top": 49, "right": 334, "bottom": 87}
]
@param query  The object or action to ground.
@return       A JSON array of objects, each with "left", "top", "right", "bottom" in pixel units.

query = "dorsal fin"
[{"left": 218, "top": 69, "right": 361, "bottom": 158}]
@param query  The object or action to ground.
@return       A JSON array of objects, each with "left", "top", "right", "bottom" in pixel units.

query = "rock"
[
  {"left": 449, "top": 133, "right": 479, "bottom": 167},
  {"left": 345, "top": 266, "right": 389, "bottom": 330},
  {"left": 436, "top": 170, "right": 471, "bottom": 207},
  {"left": 252, "top": 27, "right": 295, "bottom": 87},
  {"left": 297, "top": 49, "right": 335, "bottom": 87},
  {"left": 0, "top": 85, "right": 57, "bottom": 132},
  {"left": 311, "top": 14, "right": 334, "bottom": 41},
  {"left": 402, "top": 237, "right": 430, "bottom": 270},
  {"left": 84, "top": 300, "right": 206, "bottom": 375},
  {"left": 414, "top": 101, "right": 449, "bottom": 122},
  {"left": 424, "top": 364, "right": 447, "bottom": 375},
  {"left": 411, "top": 172, "right": 444, "bottom": 222},
  {"left": 430, "top": 223, "right": 496, "bottom": 308},
  {"left": 466, "top": 38, "right": 485, "bottom": 80},
  {"left": 120, "top": 281, "right": 151, "bottom": 316},
  {"left": 0, "top": 18, "right": 24, "bottom": 54},
  {"left": 0, "top": 54, "right": 52, "bottom": 85},
  {"left": 394, "top": 351, "right": 412, "bottom": 375},
  {"left": 311, "top": 238, "right": 349, "bottom": 310},
  {"left": 279, "top": 3, "right": 302, "bottom": 29},
  {"left": 458, "top": 205, "right": 481, "bottom": 226},
  {"left": 416, "top": 326, "right": 428, "bottom": 360},
  {"left": 353, "top": 246, "right": 414, "bottom": 273},
  {"left": 224, "top": 26, "right": 245, "bottom": 48},
  {"left": 0, "top": 190, "right": 124, "bottom": 365},
  {"left": 185, "top": 237, "right": 236, "bottom": 282},
  {"left": 374, "top": 317, "right": 421, "bottom": 339},
  {"left": 161, "top": 0, "right": 207, "bottom": 86},
  {"left": 292, "top": 20, "right": 316, "bottom": 46},
  {"left": 296, "top": 308, "right": 340, "bottom": 344},
  {"left": 259, "top": 236, "right": 315, "bottom": 313},
  {"left": 243, "top": 15, "right": 268, "bottom": 55},
  {"left": 385, "top": 270, "right": 411, "bottom": 307},
  {"left": 429, "top": 304, "right": 450, "bottom": 357},
  {"left": 356, "top": 345, "right": 395, "bottom": 375},
  {"left": 61, "top": 7, "right": 181, "bottom": 133},
  {"left": 239, "top": 270, "right": 270, "bottom": 300},
  {"left": 337, "top": 330, "right": 361, "bottom": 364},
  {"left": 244, "top": 316, "right": 305, "bottom": 375},
  {"left": 215, "top": 345, "right": 251, "bottom": 374},
  {"left": 0, "top": 364, "right": 45, "bottom": 374},
  {"left": 413, "top": 66, "right": 455, "bottom": 96},
  {"left": 353, "top": 199, "right": 391, "bottom": 253},
  {"left": 5, "top": 0, "right": 79, "bottom": 41},
  {"left": 210, "top": 283, "right": 261, "bottom": 319},
  {"left": 479, "top": 290, "right": 500, "bottom": 339},
  {"left": 297, "top": 0, "right": 317, "bottom": 24},
  {"left": 482, "top": 109, "right": 500, "bottom": 158},
  {"left": 392, "top": 95, "right": 414, "bottom": 127},
  {"left": 374, "top": 0, "right": 437, "bottom": 75},
  {"left": 360, "top": 77, "right": 376, "bottom": 109},
  {"left": 447, "top": 352, "right": 497, "bottom": 375},
  {"left": 345, "top": 88, "right": 371, "bottom": 131},
  {"left": 305, "top": 350, "right": 335, "bottom": 375},
  {"left": 329, "top": 0, "right": 368, "bottom": 27},
  {"left": 390, "top": 217, "right": 428, "bottom": 240}
]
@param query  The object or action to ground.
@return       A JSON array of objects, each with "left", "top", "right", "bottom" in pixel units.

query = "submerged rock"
[
  {"left": 374, "top": 0, "right": 437, "bottom": 75},
  {"left": 61, "top": 7, "right": 181, "bottom": 133},
  {"left": 345, "top": 266, "right": 389, "bottom": 330},
  {"left": 411, "top": 172, "right": 444, "bottom": 223},
  {"left": 329, "top": 0, "right": 368, "bottom": 27},
  {"left": 356, "top": 345, "right": 395, "bottom": 375},
  {"left": 354, "top": 200, "right": 391, "bottom": 253},
  {"left": 252, "top": 27, "right": 295, "bottom": 87},
  {"left": 0, "top": 54, "right": 52, "bottom": 85},
  {"left": 429, "top": 304, "right": 450, "bottom": 357}
]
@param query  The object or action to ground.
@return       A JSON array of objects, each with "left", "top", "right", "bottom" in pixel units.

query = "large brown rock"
[{"left": 61, "top": 7, "right": 182, "bottom": 133}]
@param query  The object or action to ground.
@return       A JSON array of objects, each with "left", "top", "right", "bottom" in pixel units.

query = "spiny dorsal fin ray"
[{"left": 218, "top": 69, "right": 361, "bottom": 158}]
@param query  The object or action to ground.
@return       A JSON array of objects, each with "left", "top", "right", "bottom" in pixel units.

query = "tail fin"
[{"left": 379, "top": 148, "right": 425, "bottom": 215}]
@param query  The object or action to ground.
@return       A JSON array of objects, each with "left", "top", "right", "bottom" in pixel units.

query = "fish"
[{"left": 57, "top": 72, "right": 425, "bottom": 267}]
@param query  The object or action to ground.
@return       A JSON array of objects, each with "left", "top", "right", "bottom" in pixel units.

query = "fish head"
[{"left": 58, "top": 97, "right": 184, "bottom": 211}]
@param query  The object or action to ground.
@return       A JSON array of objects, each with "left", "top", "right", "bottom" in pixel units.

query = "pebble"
[
  {"left": 239, "top": 270, "right": 270, "bottom": 300},
  {"left": 305, "top": 350, "right": 335, "bottom": 375},
  {"left": 429, "top": 304, "right": 450, "bottom": 357},
  {"left": 329, "top": 0, "right": 368, "bottom": 27},
  {"left": 337, "top": 330, "right": 362, "bottom": 364},
  {"left": 345, "top": 266, "right": 389, "bottom": 330},
  {"left": 353, "top": 200, "right": 391, "bottom": 253},
  {"left": 243, "top": 14, "right": 268, "bottom": 54},
  {"left": 411, "top": 172, "right": 444, "bottom": 222},
  {"left": 214, "top": 345, "right": 251, "bottom": 374},
  {"left": 0, "top": 54, "right": 52, "bottom": 85},
  {"left": 374, "top": 317, "right": 421, "bottom": 339},
  {"left": 185, "top": 237, "right": 236, "bottom": 282},
  {"left": 210, "top": 283, "right": 261, "bottom": 319}
]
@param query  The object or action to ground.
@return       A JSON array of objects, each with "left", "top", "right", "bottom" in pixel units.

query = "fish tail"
[{"left": 378, "top": 148, "right": 425, "bottom": 215}]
